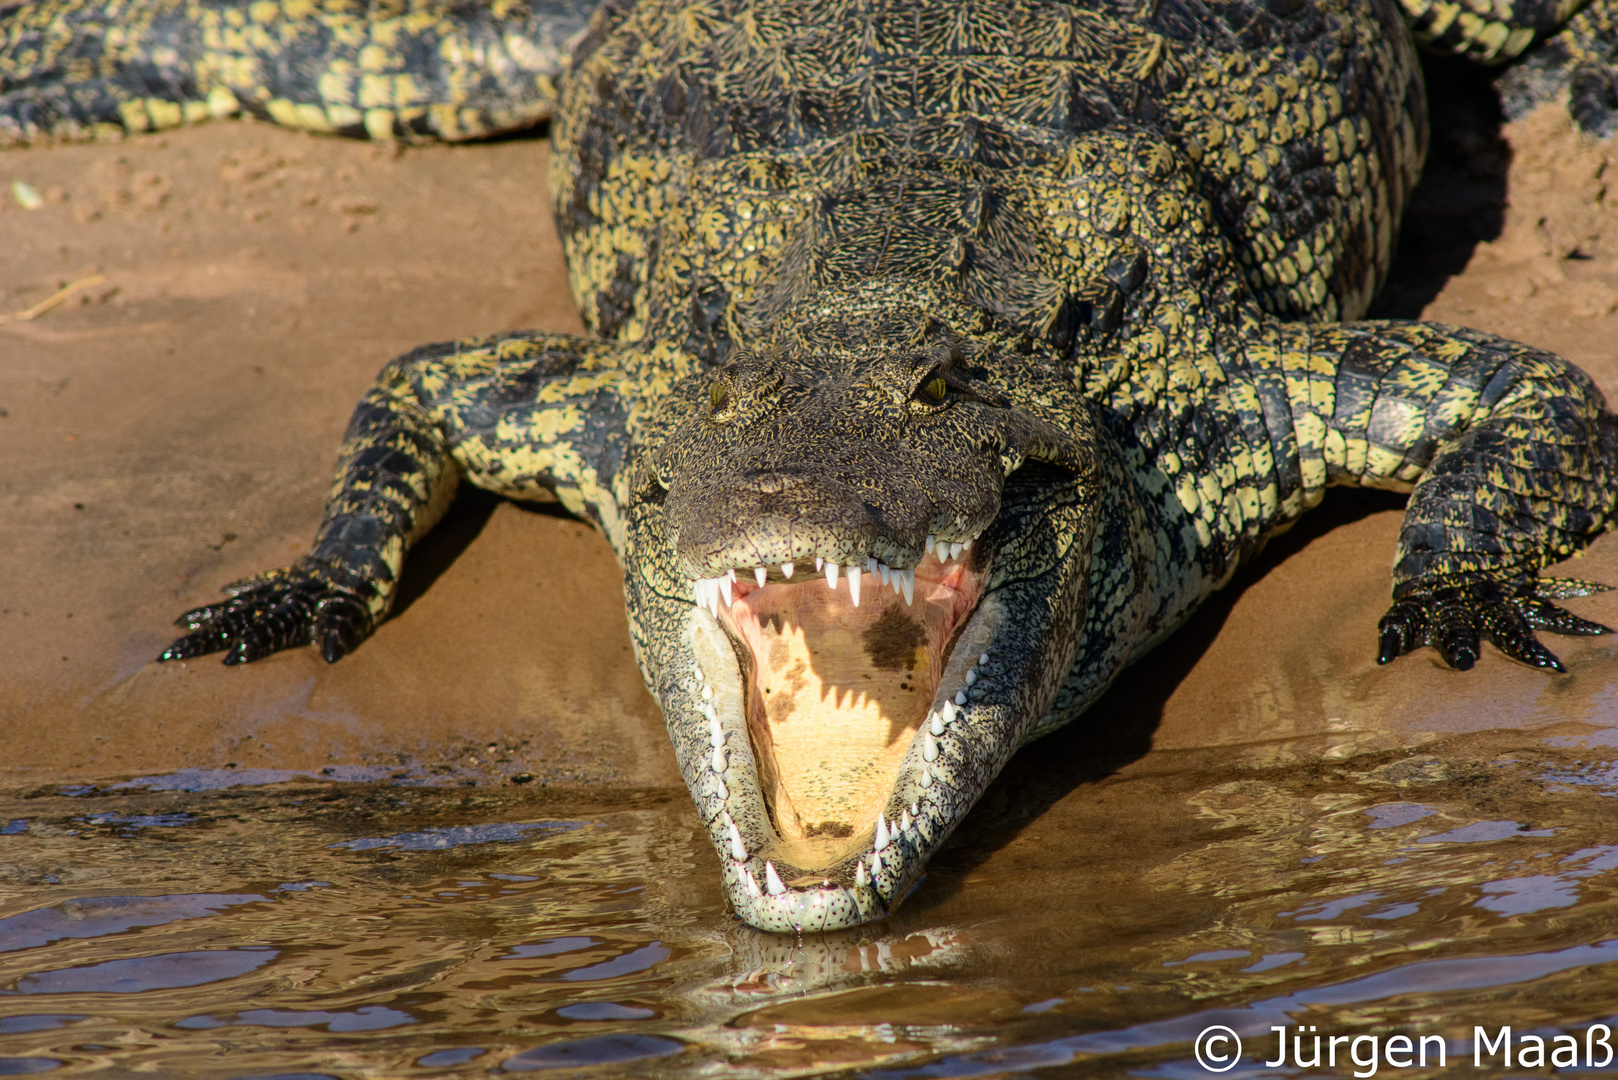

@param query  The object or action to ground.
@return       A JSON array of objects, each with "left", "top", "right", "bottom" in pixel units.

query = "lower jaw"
[
  {"left": 719, "top": 556, "right": 986, "bottom": 875},
  {"left": 681, "top": 585, "right": 1012, "bottom": 931}
]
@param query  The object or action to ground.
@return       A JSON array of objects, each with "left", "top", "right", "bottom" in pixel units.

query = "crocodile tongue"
[{"left": 723, "top": 559, "right": 983, "bottom": 869}]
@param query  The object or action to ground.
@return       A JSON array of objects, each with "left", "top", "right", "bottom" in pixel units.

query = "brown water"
[{"left": 5, "top": 717, "right": 1618, "bottom": 1079}]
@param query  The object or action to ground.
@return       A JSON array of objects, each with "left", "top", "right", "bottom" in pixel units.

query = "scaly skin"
[
  {"left": 1498, "top": 0, "right": 1618, "bottom": 132},
  {"left": 6, "top": 0, "right": 1618, "bottom": 931},
  {"left": 0, "top": 0, "right": 587, "bottom": 142}
]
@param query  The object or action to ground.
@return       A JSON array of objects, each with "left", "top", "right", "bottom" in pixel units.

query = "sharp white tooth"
[
  {"left": 726, "top": 815, "right": 745, "bottom": 860},
  {"left": 701, "top": 685, "right": 713, "bottom": 701},
  {"left": 848, "top": 566, "right": 861, "bottom": 607},
  {"left": 965, "top": 669, "right": 978, "bottom": 686},
  {"left": 955, "top": 690, "right": 967, "bottom": 705},
  {"left": 879, "top": 562, "right": 891, "bottom": 586},
  {"left": 963, "top": 536, "right": 974, "bottom": 550},
  {"left": 950, "top": 541, "right": 963, "bottom": 559},
  {"left": 825, "top": 561, "right": 839, "bottom": 588},
  {"left": 727, "top": 568, "right": 737, "bottom": 583},
  {"left": 711, "top": 744, "right": 726, "bottom": 772},
  {"left": 718, "top": 575, "right": 733, "bottom": 606},
  {"left": 765, "top": 861, "right": 787, "bottom": 895},
  {"left": 900, "top": 809, "right": 911, "bottom": 832},
  {"left": 815, "top": 556, "right": 824, "bottom": 571},
  {"left": 936, "top": 539, "right": 950, "bottom": 561},
  {"left": 925, "top": 534, "right": 936, "bottom": 553},
  {"left": 709, "top": 716, "right": 724, "bottom": 747},
  {"left": 900, "top": 569, "right": 914, "bottom": 606},
  {"left": 874, "top": 814, "right": 889, "bottom": 851},
  {"left": 782, "top": 561, "right": 794, "bottom": 579},
  {"left": 866, "top": 556, "right": 880, "bottom": 577},
  {"left": 940, "top": 700, "right": 956, "bottom": 722},
  {"left": 930, "top": 712, "right": 945, "bottom": 736},
  {"left": 869, "top": 852, "right": 880, "bottom": 876},
  {"left": 715, "top": 777, "right": 728, "bottom": 799},
  {"left": 919, "top": 766, "right": 932, "bottom": 787},
  {"left": 744, "top": 868, "right": 762, "bottom": 898},
  {"left": 755, "top": 566, "right": 767, "bottom": 588},
  {"left": 924, "top": 732, "right": 939, "bottom": 762},
  {"left": 979, "top": 652, "right": 990, "bottom": 665},
  {"left": 855, "top": 859, "right": 868, "bottom": 886},
  {"left": 910, "top": 802, "right": 918, "bottom": 815}
]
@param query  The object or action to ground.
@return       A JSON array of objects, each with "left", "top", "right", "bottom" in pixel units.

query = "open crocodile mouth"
[{"left": 687, "top": 536, "right": 989, "bottom": 880}]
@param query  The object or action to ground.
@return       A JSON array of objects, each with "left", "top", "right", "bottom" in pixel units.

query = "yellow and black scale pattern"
[
  {"left": 1496, "top": 0, "right": 1618, "bottom": 132},
  {"left": 0, "top": 0, "right": 587, "bottom": 142},
  {"left": 4, "top": 4, "right": 1617, "bottom": 710},
  {"left": 544, "top": 0, "right": 1618, "bottom": 699}
]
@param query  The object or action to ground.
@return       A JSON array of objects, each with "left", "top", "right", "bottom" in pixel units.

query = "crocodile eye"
[
  {"left": 710, "top": 381, "right": 729, "bottom": 413},
  {"left": 917, "top": 374, "right": 948, "bottom": 403}
]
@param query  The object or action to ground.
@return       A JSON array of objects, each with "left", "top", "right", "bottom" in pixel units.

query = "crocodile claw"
[
  {"left": 158, "top": 565, "right": 374, "bottom": 665},
  {"left": 1376, "top": 578, "right": 1613, "bottom": 673}
]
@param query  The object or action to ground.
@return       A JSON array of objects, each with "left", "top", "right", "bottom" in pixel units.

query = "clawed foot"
[
  {"left": 1377, "top": 577, "right": 1613, "bottom": 673},
  {"left": 158, "top": 562, "right": 375, "bottom": 665}
]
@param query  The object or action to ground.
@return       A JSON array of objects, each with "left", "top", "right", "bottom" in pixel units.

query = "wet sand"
[
  {"left": 4, "top": 89, "right": 1617, "bottom": 787},
  {"left": 1, "top": 129, "right": 671, "bottom": 789}
]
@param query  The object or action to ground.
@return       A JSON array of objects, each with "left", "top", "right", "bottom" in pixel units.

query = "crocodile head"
[{"left": 631, "top": 306, "right": 1104, "bottom": 931}]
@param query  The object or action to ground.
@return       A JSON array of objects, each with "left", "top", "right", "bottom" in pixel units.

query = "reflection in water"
[
  {"left": 0, "top": 895, "right": 267, "bottom": 953},
  {"left": 329, "top": 821, "right": 580, "bottom": 852},
  {"left": 12, "top": 950, "right": 278, "bottom": 995},
  {"left": 176, "top": 1005, "right": 416, "bottom": 1031},
  {"left": 2, "top": 726, "right": 1618, "bottom": 1076},
  {"left": 503, "top": 1033, "right": 685, "bottom": 1072}
]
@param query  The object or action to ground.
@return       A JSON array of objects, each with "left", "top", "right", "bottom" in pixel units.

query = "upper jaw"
[{"left": 688, "top": 530, "right": 983, "bottom": 616}]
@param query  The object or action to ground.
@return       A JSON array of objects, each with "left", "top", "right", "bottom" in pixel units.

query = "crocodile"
[{"left": 5, "top": 0, "right": 1618, "bottom": 932}]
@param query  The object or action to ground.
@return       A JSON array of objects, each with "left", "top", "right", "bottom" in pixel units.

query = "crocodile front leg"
[
  {"left": 160, "top": 331, "right": 661, "bottom": 665},
  {"left": 1255, "top": 320, "right": 1618, "bottom": 671}
]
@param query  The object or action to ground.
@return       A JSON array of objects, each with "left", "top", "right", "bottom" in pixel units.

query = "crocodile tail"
[
  {"left": 1396, "top": 0, "right": 1577, "bottom": 64},
  {"left": 0, "top": 0, "right": 599, "bottom": 146}
]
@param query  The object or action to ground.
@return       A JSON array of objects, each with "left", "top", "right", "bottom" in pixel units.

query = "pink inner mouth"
[{"left": 719, "top": 556, "right": 986, "bottom": 869}]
